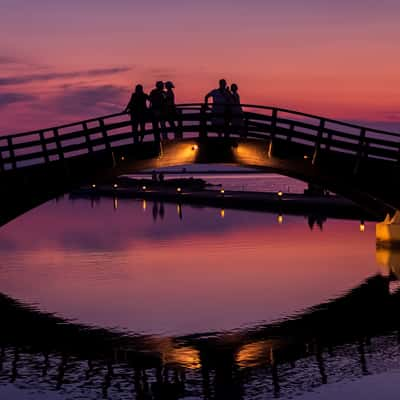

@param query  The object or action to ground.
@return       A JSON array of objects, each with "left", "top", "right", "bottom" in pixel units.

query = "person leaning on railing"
[{"left": 124, "top": 84, "right": 149, "bottom": 143}]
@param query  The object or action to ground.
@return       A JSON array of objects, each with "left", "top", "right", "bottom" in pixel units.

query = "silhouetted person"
[
  {"left": 205, "top": 79, "right": 231, "bottom": 136},
  {"left": 230, "top": 83, "right": 244, "bottom": 136},
  {"left": 152, "top": 202, "right": 158, "bottom": 221},
  {"left": 158, "top": 172, "right": 164, "bottom": 183},
  {"left": 150, "top": 81, "right": 167, "bottom": 141},
  {"left": 159, "top": 202, "right": 165, "bottom": 219},
  {"left": 164, "top": 81, "right": 181, "bottom": 139},
  {"left": 125, "top": 84, "right": 149, "bottom": 143},
  {"left": 152, "top": 170, "right": 158, "bottom": 182}
]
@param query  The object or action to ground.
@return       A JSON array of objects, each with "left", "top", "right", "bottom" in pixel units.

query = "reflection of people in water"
[
  {"left": 159, "top": 202, "right": 165, "bottom": 219},
  {"left": 152, "top": 202, "right": 158, "bottom": 221},
  {"left": 307, "top": 215, "right": 326, "bottom": 231}
]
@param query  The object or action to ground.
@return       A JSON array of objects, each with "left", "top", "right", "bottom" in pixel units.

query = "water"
[{"left": 0, "top": 175, "right": 398, "bottom": 399}]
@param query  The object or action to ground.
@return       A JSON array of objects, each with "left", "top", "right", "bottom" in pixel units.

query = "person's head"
[
  {"left": 219, "top": 79, "right": 227, "bottom": 90},
  {"left": 135, "top": 84, "right": 144, "bottom": 93},
  {"left": 165, "top": 81, "right": 175, "bottom": 90},
  {"left": 231, "top": 83, "right": 238, "bottom": 93},
  {"left": 156, "top": 81, "right": 164, "bottom": 90}
]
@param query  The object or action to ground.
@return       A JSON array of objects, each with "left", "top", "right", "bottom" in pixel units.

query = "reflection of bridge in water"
[
  {"left": 2, "top": 252, "right": 400, "bottom": 399},
  {"left": 2, "top": 104, "right": 400, "bottom": 226}
]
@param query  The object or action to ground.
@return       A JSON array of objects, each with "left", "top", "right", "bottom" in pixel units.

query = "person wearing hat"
[
  {"left": 149, "top": 81, "right": 167, "bottom": 141},
  {"left": 164, "top": 81, "right": 181, "bottom": 139}
]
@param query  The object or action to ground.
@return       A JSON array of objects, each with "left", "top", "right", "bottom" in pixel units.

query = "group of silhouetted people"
[
  {"left": 124, "top": 78, "right": 244, "bottom": 141},
  {"left": 124, "top": 80, "right": 180, "bottom": 142}
]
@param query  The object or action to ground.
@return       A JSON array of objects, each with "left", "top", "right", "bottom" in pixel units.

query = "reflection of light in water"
[
  {"left": 142, "top": 199, "right": 147, "bottom": 211},
  {"left": 113, "top": 197, "right": 118, "bottom": 210},
  {"left": 360, "top": 221, "right": 365, "bottom": 232},
  {"left": 220, "top": 209, "right": 225, "bottom": 218},
  {"left": 277, "top": 214, "right": 283, "bottom": 224},
  {"left": 164, "top": 347, "right": 201, "bottom": 369},
  {"left": 236, "top": 341, "right": 272, "bottom": 368},
  {"left": 376, "top": 246, "right": 400, "bottom": 278}
]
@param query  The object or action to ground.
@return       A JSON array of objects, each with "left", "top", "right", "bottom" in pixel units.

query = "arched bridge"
[{"left": 1, "top": 104, "right": 400, "bottom": 224}]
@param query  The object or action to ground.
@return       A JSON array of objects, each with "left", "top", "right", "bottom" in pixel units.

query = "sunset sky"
[{"left": 1, "top": 0, "right": 399, "bottom": 134}]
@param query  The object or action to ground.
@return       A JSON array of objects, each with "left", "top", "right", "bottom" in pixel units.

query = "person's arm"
[
  {"left": 204, "top": 91, "right": 213, "bottom": 105},
  {"left": 124, "top": 94, "right": 133, "bottom": 112}
]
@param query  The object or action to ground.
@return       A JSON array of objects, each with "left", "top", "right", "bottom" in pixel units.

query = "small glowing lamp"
[
  {"left": 142, "top": 185, "right": 147, "bottom": 191},
  {"left": 220, "top": 188, "right": 225, "bottom": 195},
  {"left": 304, "top": 155, "right": 309, "bottom": 160},
  {"left": 121, "top": 156, "right": 125, "bottom": 161},
  {"left": 91, "top": 184, "right": 96, "bottom": 188},
  {"left": 277, "top": 191, "right": 283, "bottom": 197},
  {"left": 278, "top": 214, "right": 283, "bottom": 224},
  {"left": 113, "top": 183, "right": 118, "bottom": 188},
  {"left": 177, "top": 187, "right": 182, "bottom": 193},
  {"left": 192, "top": 144, "right": 199, "bottom": 151}
]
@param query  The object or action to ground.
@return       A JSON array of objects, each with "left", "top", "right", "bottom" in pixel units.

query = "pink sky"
[{"left": 1, "top": 0, "right": 399, "bottom": 134}]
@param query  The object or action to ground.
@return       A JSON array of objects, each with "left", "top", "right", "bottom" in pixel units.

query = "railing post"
[
  {"left": 83, "top": 122, "right": 94, "bottom": 153},
  {"left": 312, "top": 119, "right": 325, "bottom": 165},
  {"left": 53, "top": 128, "right": 64, "bottom": 161},
  {"left": 7, "top": 137, "right": 16, "bottom": 169},
  {"left": 39, "top": 131, "right": 50, "bottom": 163},
  {"left": 353, "top": 128, "right": 366, "bottom": 175},
  {"left": 0, "top": 144, "right": 3, "bottom": 172},
  {"left": 199, "top": 104, "right": 208, "bottom": 139},
  {"left": 268, "top": 108, "right": 278, "bottom": 158},
  {"left": 99, "top": 118, "right": 112, "bottom": 152}
]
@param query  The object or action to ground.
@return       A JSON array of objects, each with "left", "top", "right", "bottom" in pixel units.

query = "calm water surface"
[{"left": 0, "top": 175, "right": 398, "bottom": 399}]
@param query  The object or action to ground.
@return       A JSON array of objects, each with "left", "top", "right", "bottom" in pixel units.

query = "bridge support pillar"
[{"left": 376, "top": 211, "right": 400, "bottom": 246}]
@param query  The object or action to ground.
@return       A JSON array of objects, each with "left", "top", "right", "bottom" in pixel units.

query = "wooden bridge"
[{"left": 1, "top": 104, "right": 400, "bottom": 224}]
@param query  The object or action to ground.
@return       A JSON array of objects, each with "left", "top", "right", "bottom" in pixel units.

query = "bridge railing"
[{"left": 0, "top": 104, "right": 399, "bottom": 172}]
